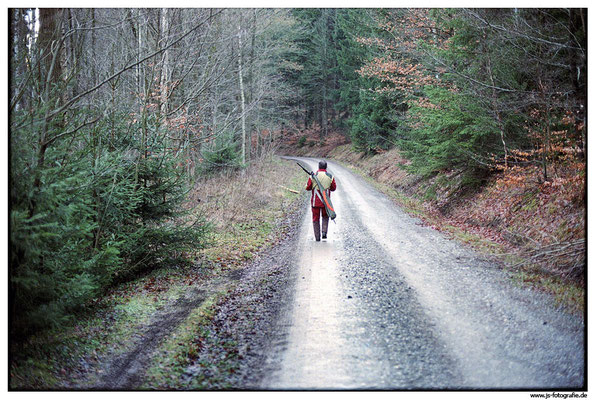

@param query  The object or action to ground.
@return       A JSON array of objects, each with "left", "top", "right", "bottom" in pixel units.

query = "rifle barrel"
[{"left": 297, "top": 162, "right": 313, "bottom": 175}]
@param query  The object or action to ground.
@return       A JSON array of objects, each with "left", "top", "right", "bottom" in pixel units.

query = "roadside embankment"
[{"left": 325, "top": 143, "right": 585, "bottom": 314}]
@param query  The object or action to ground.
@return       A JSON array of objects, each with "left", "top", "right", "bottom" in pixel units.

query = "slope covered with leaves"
[{"left": 326, "top": 143, "right": 585, "bottom": 313}]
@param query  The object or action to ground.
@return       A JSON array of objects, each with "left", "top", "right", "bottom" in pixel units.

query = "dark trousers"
[{"left": 311, "top": 207, "right": 329, "bottom": 241}]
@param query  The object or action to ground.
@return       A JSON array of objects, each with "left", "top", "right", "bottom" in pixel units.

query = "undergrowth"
[{"left": 9, "top": 155, "right": 306, "bottom": 390}]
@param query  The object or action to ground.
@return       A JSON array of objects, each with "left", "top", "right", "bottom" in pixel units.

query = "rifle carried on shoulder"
[{"left": 297, "top": 162, "right": 336, "bottom": 220}]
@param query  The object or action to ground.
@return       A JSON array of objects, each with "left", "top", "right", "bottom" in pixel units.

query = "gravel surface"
[
  {"left": 255, "top": 157, "right": 584, "bottom": 390},
  {"left": 187, "top": 156, "right": 584, "bottom": 390}
]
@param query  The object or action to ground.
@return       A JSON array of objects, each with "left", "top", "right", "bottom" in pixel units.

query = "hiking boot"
[
  {"left": 313, "top": 221, "right": 321, "bottom": 241},
  {"left": 322, "top": 217, "right": 329, "bottom": 239}
]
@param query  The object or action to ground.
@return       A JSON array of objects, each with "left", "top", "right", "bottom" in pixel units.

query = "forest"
[{"left": 9, "top": 8, "right": 586, "bottom": 339}]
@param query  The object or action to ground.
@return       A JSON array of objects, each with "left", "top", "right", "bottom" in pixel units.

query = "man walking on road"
[{"left": 305, "top": 160, "right": 337, "bottom": 241}]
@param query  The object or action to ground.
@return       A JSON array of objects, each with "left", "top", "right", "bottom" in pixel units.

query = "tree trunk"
[
  {"left": 321, "top": 10, "right": 328, "bottom": 139},
  {"left": 10, "top": 9, "right": 31, "bottom": 112},
  {"left": 33, "top": 8, "right": 65, "bottom": 193},
  {"left": 160, "top": 7, "right": 170, "bottom": 118},
  {"left": 247, "top": 9, "right": 257, "bottom": 161},
  {"left": 486, "top": 47, "right": 507, "bottom": 167},
  {"left": 38, "top": 8, "right": 64, "bottom": 94},
  {"left": 237, "top": 26, "right": 247, "bottom": 167}
]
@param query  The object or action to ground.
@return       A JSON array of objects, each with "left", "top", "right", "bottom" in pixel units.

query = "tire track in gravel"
[{"left": 91, "top": 271, "right": 242, "bottom": 390}]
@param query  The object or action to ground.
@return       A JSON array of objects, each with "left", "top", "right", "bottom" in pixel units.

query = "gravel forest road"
[{"left": 259, "top": 157, "right": 584, "bottom": 390}]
